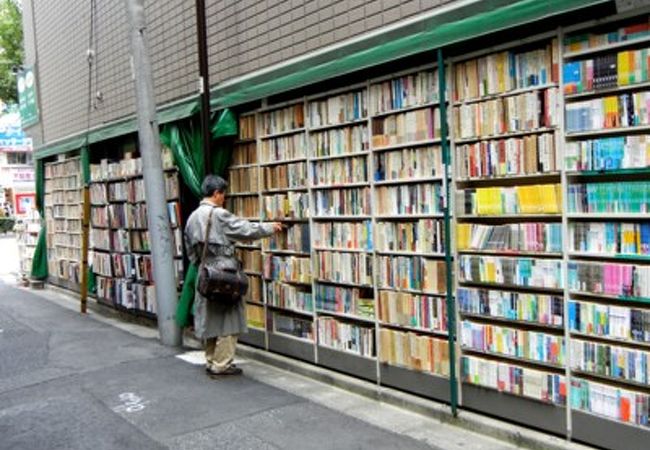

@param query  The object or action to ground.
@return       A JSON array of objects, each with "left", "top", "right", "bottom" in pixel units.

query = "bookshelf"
[
  {"left": 369, "top": 65, "right": 452, "bottom": 397},
  {"left": 307, "top": 84, "right": 378, "bottom": 379},
  {"left": 257, "top": 100, "right": 316, "bottom": 363},
  {"left": 228, "top": 113, "right": 267, "bottom": 349},
  {"left": 17, "top": 209, "right": 41, "bottom": 281},
  {"left": 451, "top": 36, "right": 568, "bottom": 434},
  {"left": 44, "top": 156, "right": 83, "bottom": 290},
  {"left": 224, "top": 11, "right": 650, "bottom": 446},
  {"left": 88, "top": 148, "right": 183, "bottom": 317},
  {"left": 562, "top": 13, "right": 650, "bottom": 447}
]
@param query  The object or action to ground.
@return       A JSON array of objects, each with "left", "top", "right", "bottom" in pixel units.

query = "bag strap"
[{"left": 199, "top": 206, "right": 216, "bottom": 266}]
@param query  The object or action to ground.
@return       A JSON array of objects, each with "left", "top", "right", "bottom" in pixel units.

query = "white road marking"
[{"left": 112, "top": 392, "right": 149, "bottom": 414}]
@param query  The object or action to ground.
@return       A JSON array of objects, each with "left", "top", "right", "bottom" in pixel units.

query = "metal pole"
[
  {"left": 124, "top": 0, "right": 182, "bottom": 346},
  {"left": 195, "top": 0, "right": 212, "bottom": 172},
  {"left": 438, "top": 48, "right": 458, "bottom": 416}
]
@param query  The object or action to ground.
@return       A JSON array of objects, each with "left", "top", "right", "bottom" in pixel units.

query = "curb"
[{"left": 236, "top": 344, "right": 591, "bottom": 450}]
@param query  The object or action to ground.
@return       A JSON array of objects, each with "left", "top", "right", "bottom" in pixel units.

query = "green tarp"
[
  {"left": 30, "top": 159, "right": 47, "bottom": 279},
  {"left": 166, "top": 109, "right": 238, "bottom": 328},
  {"left": 210, "top": 0, "right": 607, "bottom": 109}
]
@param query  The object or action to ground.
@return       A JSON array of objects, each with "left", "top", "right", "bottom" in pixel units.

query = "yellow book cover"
[
  {"left": 496, "top": 52, "right": 506, "bottom": 93},
  {"left": 538, "top": 184, "right": 557, "bottom": 214},
  {"left": 490, "top": 187, "right": 502, "bottom": 215},
  {"left": 485, "top": 259, "right": 496, "bottom": 282},
  {"left": 516, "top": 186, "right": 532, "bottom": 214},
  {"left": 456, "top": 224, "right": 470, "bottom": 250},
  {"left": 618, "top": 51, "right": 629, "bottom": 86}
]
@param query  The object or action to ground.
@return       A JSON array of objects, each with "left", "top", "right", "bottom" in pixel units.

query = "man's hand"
[{"left": 271, "top": 222, "right": 284, "bottom": 233}]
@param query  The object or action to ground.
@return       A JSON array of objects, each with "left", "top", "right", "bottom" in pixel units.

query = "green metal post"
[{"left": 438, "top": 48, "right": 457, "bottom": 417}]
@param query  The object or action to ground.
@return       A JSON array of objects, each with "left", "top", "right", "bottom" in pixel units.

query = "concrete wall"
[{"left": 24, "top": 0, "right": 457, "bottom": 146}]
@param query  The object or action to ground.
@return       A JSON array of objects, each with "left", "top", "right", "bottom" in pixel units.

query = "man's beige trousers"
[{"left": 205, "top": 335, "right": 238, "bottom": 372}]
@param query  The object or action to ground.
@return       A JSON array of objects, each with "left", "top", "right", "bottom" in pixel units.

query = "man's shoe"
[{"left": 206, "top": 365, "right": 243, "bottom": 376}]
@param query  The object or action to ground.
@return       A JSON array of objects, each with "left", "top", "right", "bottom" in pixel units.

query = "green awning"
[
  {"left": 210, "top": 0, "right": 609, "bottom": 109},
  {"left": 34, "top": 95, "right": 199, "bottom": 160}
]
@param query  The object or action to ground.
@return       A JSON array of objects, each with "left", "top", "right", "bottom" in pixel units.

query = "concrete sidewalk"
[{"left": 0, "top": 278, "right": 525, "bottom": 450}]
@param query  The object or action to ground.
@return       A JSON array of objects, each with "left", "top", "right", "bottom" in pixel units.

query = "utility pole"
[
  {"left": 195, "top": 0, "right": 212, "bottom": 172},
  {"left": 124, "top": 0, "right": 182, "bottom": 346}
]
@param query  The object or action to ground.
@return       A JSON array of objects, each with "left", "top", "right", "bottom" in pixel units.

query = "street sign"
[{"left": 17, "top": 67, "right": 39, "bottom": 127}]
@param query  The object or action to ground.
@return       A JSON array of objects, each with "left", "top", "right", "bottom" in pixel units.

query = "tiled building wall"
[{"left": 25, "top": 0, "right": 455, "bottom": 144}]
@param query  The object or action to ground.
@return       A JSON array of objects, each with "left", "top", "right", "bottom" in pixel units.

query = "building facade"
[{"left": 22, "top": 2, "right": 650, "bottom": 449}]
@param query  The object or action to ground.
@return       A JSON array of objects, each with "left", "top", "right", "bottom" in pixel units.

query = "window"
[{"left": 7, "top": 152, "right": 33, "bottom": 165}]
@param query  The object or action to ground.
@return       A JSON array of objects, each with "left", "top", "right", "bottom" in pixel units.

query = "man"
[{"left": 184, "top": 175, "right": 282, "bottom": 376}]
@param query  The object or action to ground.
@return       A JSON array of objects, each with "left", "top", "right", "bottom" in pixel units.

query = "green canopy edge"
[{"left": 34, "top": 95, "right": 199, "bottom": 160}]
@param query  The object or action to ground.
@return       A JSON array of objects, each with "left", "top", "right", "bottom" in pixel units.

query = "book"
[
  {"left": 459, "top": 184, "right": 562, "bottom": 215},
  {"left": 462, "top": 355, "right": 566, "bottom": 405},
  {"left": 313, "top": 220, "right": 373, "bottom": 251},
  {"left": 458, "top": 287, "right": 564, "bottom": 327},
  {"left": 308, "top": 90, "right": 367, "bottom": 127},
  {"left": 266, "top": 281, "right": 313, "bottom": 313},
  {"left": 374, "top": 145, "right": 443, "bottom": 181},
  {"left": 565, "top": 91, "right": 650, "bottom": 133},
  {"left": 260, "top": 133, "right": 307, "bottom": 163},
  {"left": 319, "top": 317, "right": 375, "bottom": 357},
  {"left": 565, "top": 135, "right": 650, "bottom": 172},
  {"left": 454, "top": 88, "right": 558, "bottom": 139},
  {"left": 461, "top": 320, "right": 566, "bottom": 365},
  {"left": 569, "top": 300, "right": 650, "bottom": 344},
  {"left": 315, "top": 284, "right": 375, "bottom": 319},
  {"left": 459, "top": 255, "right": 563, "bottom": 289},
  {"left": 263, "top": 161, "right": 308, "bottom": 190},
  {"left": 568, "top": 181, "right": 650, "bottom": 213},
  {"left": 227, "top": 196, "right": 260, "bottom": 218},
  {"left": 569, "top": 221, "right": 650, "bottom": 256},
  {"left": 378, "top": 255, "right": 446, "bottom": 294},
  {"left": 263, "top": 254, "right": 312, "bottom": 284},
  {"left": 228, "top": 166, "right": 259, "bottom": 193},
  {"left": 314, "top": 187, "right": 370, "bottom": 217},
  {"left": 376, "top": 219, "right": 444, "bottom": 254},
  {"left": 456, "top": 222, "right": 562, "bottom": 253},
  {"left": 246, "top": 303, "right": 265, "bottom": 329},
  {"left": 378, "top": 290, "right": 447, "bottom": 332},
  {"left": 454, "top": 42, "right": 558, "bottom": 101},
  {"left": 379, "top": 328, "right": 449, "bottom": 376},
  {"left": 457, "top": 133, "right": 557, "bottom": 178},
  {"left": 239, "top": 115, "right": 256, "bottom": 141},
  {"left": 315, "top": 251, "right": 373, "bottom": 286},
  {"left": 568, "top": 261, "right": 650, "bottom": 299},
  {"left": 370, "top": 69, "right": 439, "bottom": 114},
  {"left": 570, "top": 377, "right": 650, "bottom": 427},
  {"left": 272, "top": 312, "right": 313, "bottom": 340},
  {"left": 371, "top": 108, "right": 440, "bottom": 148},
  {"left": 376, "top": 183, "right": 441, "bottom": 216},
  {"left": 571, "top": 338, "right": 650, "bottom": 384},
  {"left": 310, "top": 124, "right": 369, "bottom": 158},
  {"left": 261, "top": 104, "right": 305, "bottom": 135},
  {"left": 311, "top": 156, "right": 368, "bottom": 186},
  {"left": 262, "top": 192, "right": 310, "bottom": 220},
  {"left": 263, "top": 223, "right": 310, "bottom": 253},
  {"left": 564, "top": 19, "right": 650, "bottom": 52}
]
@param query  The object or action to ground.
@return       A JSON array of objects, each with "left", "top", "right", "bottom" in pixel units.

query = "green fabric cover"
[
  {"left": 210, "top": 0, "right": 606, "bottom": 108},
  {"left": 81, "top": 146, "right": 97, "bottom": 294},
  {"left": 171, "top": 108, "right": 238, "bottom": 328},
  {"left": 30, "top": 159, "right": 48, "bottom": 280},
  {"left": 160, "top": 120, "right": 204, "bottom": 198}
]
